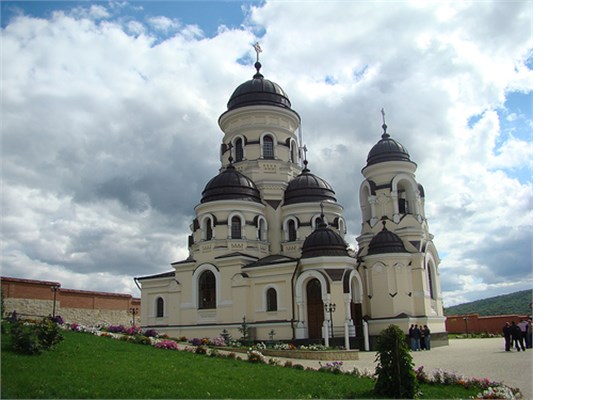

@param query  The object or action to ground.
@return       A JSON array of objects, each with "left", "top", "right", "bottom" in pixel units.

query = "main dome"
[
  {"left": 201, "top": 165, "right": 261, "bottom": 204},
  {"left": 226, "top": 62, "right": 292, "bottom": 111},
  {"left": 284, "top": 167, "right": 337, "bottom": 205}
]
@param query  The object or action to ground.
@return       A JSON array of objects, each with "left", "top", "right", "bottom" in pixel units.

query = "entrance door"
[
  {"left": 351, "top": 302, "right": 363, "bottom": 338},
  {"left": 306, "top": 279, "right": 324, "bottom": 339}
]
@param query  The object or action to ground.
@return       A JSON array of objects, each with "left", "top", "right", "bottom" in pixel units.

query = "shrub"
[
  {"left": 195, "top": 346, "right": 208, "bottom": 355},
  {"left": 143, "top": 329, "right": 159, "bottom": 338},
  {"left": 131, "top": 335, "right": 152, "bottom": 345},
  {"left": 49, "top": 315, "right": 64, "bottom": 325},
  {"left": 246, "top": 349, "right": 266, "bottom": 364},
  {"left": 189, "top": 338, "right": 203, "bottom": 346},
  {"left": 9, "top": 318, "right": 64, "bottom": 355},
  {"left": 210, "top": 336, "right": 226, "bottom": 346},
  {"left": 125, "top": 326, "right": 142, "bottom": 336},
  {"left": 318, "top": 361, "right": 344, "bottom": 374},
  {"left": 178, "top": 336, "right": 188, "bottom": 342},
  {"left": 107, "top": 325, "right": 126, "bottom": 334},
  {"left": 374, "top": 324, "right": 419, "bottom": 399},
  {"left": 154, "top": 340, "right": 179, "bottom": 350}
]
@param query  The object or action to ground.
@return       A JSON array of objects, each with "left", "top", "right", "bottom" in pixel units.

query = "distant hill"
[{"left": 444, "top": 289, "right": 533, "bottom": 316}]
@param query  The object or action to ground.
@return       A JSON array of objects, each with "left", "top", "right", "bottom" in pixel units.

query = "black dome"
[
  {"left": 227, "top": 62, "right": 292, "bottom": 111},
  {"left": 368, "top": 224, "right": 408, "bottom": 255},
  {"left": 201, "top": 165, "right": 261, "bottom": 204},
  {"left": 366, "top": 130, "right": 413, "bottom": 167},
  {"left": 302, "top": 221, "right": 349, "bottom": 259},
  {"left": 284, "top": 168, "right": 337, "bottom": 205}
]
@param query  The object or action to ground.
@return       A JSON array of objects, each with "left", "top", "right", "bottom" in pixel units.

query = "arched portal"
[{"left": 306, "top": 279, "right": 324, "bottom": 339}]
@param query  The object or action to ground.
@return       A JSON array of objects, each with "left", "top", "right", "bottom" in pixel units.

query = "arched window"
[
  {"left": 204, "top": 218, "right": 213, "bottom": 240},
  {"left": 398, "top": 187, "right": 409, "bottom": 214},
  {"left": 156, "top": 297, "right": 164, "bottom": 318},
  {"left": 258, "top": 217, "right": 267, "bottom": 241},
  {"left": 234, "top": 138, "right": 244, "bottom": 162},
  {"left": 262, "top": 135, "right": 274, "bottom": 159},
  {"left": 427, "top": 262, "right": 436, "bottom": 300},
  {"left": 231, "top": 216, "right": 242, "bottom": 239},
  {"left": 266, "top": 288, "right": 277, "bottom": 312},
  {"left": 198, "top": 271, "right": 216, "bottom": 309},
  {"left": 287, "top": 219, "right": 297, "bottom": 241}
]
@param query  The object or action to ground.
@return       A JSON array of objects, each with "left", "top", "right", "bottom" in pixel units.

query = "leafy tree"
[{"left": 374, "top": 324, "right": 419, "bottom": 399}]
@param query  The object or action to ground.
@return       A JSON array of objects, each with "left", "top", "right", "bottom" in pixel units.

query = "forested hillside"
[{"left": 444, "top": 289, "right": 532, "bottom": 316}]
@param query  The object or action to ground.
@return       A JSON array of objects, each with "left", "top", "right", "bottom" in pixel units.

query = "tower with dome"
[{"left": 135, "top": 53, "right": 447, "bottom": 349}]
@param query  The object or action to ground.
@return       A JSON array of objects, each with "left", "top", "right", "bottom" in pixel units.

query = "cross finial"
[
  {"left": 301, "top": 145, "right": 309, "bottom": 170},
  {"left": 253, "top": 42, "right": 262, "bottom": 63},
  {"left": 380, "top": 108, "right": 389, "bottom": 137}
]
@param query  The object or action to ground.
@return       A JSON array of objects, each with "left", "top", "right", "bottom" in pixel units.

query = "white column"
[
  {"left": 323, "top": 321, "right": 330, "bottom": 347},
  {"left": 363, "top": 320, "right": 370, "bottom": 351},
  {"left": 344, "top": 320, "right": 350, "bottom": 350}
]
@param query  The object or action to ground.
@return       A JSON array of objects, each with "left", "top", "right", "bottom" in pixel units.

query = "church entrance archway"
[{"left": 306, "top": 278, "right": 324, "bottom": 339}]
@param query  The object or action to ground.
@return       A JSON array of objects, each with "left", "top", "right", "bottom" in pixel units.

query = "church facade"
[{"left": 135, "top": 57, "right": 447, "bottom": 349}]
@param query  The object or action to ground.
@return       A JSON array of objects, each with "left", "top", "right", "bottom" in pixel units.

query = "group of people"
[
  {"left": 502, "top": 319, "right": 532, "bottom": 352},
  {"left": 408, "top": 324, "right": 431, "bottom": 351}
]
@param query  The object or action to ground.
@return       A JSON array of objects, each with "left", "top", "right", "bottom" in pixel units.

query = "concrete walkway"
[{"left": 280, "top": 338, "right": 533, "bottom": 399}]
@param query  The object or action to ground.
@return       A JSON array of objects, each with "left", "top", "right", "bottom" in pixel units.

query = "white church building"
[{"left": 135, "top": 55, "right": 447, "bottom": 349}]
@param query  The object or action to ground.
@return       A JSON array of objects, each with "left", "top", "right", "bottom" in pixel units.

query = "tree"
[{"left": 374, "top": 324, "right": 419, "bottom": 398}]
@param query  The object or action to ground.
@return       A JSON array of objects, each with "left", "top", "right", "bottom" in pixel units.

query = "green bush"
[
  {"left": 374, "top": 324, "right": 419, "bottom": 399},
  {"left": 9, "top": 318, "right": 64, "bottom": 355}
]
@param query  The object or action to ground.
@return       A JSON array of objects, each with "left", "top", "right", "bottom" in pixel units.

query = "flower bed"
[{"left": 217, "top": 346, "right": 359, "bottom": 360}]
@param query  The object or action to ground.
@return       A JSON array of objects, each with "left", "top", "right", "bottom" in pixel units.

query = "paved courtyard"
[{"left": 283, "top": 338, "right": 533, "bottom": 399}]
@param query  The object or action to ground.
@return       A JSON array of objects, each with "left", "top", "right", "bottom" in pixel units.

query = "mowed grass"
[{"left": 1, "top": 329, "right": 480, "bottom": 399}]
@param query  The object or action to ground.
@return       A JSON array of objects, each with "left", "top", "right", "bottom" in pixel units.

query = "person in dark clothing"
[
  {"left": 423, "top": 325, "right": 431, "bottom": 350},
  {"left": 511, "top": 321, "right": 525, "bottom": 351},
  {"left": 408, "top": 324, "right": 416, "bottom": 351},
  {"left": 411, "top": 325, "right": 421, "bottom": 351},
  {"left": 502, "top": 322, "right": 512, "bottom": 351},
  {"left": 419, "top": 325, "right": 426, "bottom": 350}
]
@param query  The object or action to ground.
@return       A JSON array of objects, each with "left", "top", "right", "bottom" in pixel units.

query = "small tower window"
[
  {"left": 231, "top": 216, "right": 242, "bottom": 239},
  {"left": 266, "top": 288, "right": 277, "bottom": 311},
  {"left": 258, "top": 218, "right": 267, "bottom": 241},
  {"left": 263, "top": 135, "right": 274, "bottom": 159},
  {"left": 398, "top": 188, "right": 409, "bottom": 214},
  {"left": 156, "top": 297, "right": 164, "bottom": 318},
  {"left": 204, "top": 218, "right": 213, "bottom": 240},
  {"left": 198, "top": 271, "right": 216, "bottom": 309},
  {"left": 287, "top": 219, "right": 297, "bottom": 241},
  {"left": 234, "top": 138, "right": 244, "bottom": 162}
]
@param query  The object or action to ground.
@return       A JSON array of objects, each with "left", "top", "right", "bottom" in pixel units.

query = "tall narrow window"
[
  {"left": 204, "top": 218, "right": 213, "bottom": 240},
  {"left": 231, "top": 216, "right": 242, "bottom": 239},
  {"left": 258, "top": 218, "right": 266, "bottom": 241},
  {"left": 234, "top": 138, "right": 243, "bottom": 162},
  {"left": 427, "top": 263, "right": 436, "bottom": 299},
  {"left": 263, "top": 135, "right": 274, "bottom": 159},
  {"left": 198, "top": 271, "right": 216, "bottom": 309},
  {"left": 156, "top": 297, "right": 164, "bottom": 317},
  {"left": 287, "top": 219, "right": 297, "bottom": 241},
  {"left": 398, "top": 188, "right": 409, "bottom": 214},
  {"left": 266, "top": 288, "right": 277, "bottom": 311}
]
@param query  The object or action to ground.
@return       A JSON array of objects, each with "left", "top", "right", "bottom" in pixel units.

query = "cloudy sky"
[{"left": 1, "top": 0, "right": 533, "bottom": 307}]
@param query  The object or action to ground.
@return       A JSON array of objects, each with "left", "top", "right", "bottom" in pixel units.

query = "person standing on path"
[
  {"left": 511, "top": 321, "right": 525, "bottom": 351},
  {"left": 423, "top": 325, "right": 431, "bottom": 350},
  {"left": 409, "top": 324, "right": 416, "bottom": 351},
  {"left": 517, "top": 319, "right": 529, "bottom": 349},
  {"left": 503, "top": 322, "right": 512, "bottom": 351}
]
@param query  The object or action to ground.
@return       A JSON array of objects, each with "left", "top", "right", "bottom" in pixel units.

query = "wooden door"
[{"left": 306, "top": 279, "right": 324, "bottom": 339}]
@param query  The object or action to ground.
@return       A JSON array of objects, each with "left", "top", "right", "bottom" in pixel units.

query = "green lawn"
[{"left": 1, "top": 329, "right": 480, "bottom": 399}]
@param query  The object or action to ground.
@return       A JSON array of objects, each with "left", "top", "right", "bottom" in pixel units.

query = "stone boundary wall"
[
  {"left": 1, "top": 276, "right": 140, "bottom": 327},
  {"left": 445, "top": 313, "right": 530, "bottom": 334}
]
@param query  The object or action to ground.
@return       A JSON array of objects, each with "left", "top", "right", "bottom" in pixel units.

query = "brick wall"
[
  {"left": 445, "top": 313, "right": 531, "bottom": 334},
  {"left": 1, "top": 276, "right": 140, "bottom": 327}
]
